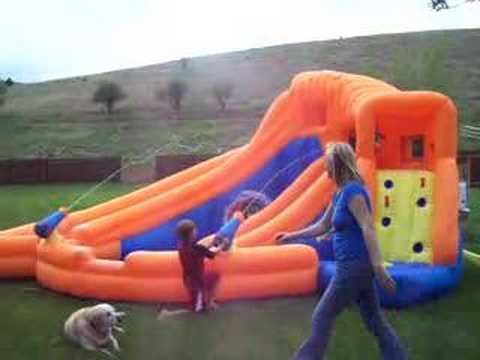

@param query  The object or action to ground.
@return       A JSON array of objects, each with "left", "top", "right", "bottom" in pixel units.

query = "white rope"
[
  {"left": 463, "top": 125, "right": 480, "bottom": 133},
  {"left": 67, "top": 126, "right": 211, "bottom": 210},
  {"left": 68, "top": 145, "right": 168, "bottom": 210},
  {"left": 460, "top": 128, "right": 480, "bottom": 140},
  {"left": 243, "top": 149, "right": 323, "bottom": 215}
]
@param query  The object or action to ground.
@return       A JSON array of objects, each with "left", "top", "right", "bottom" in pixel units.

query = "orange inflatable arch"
[{"left": 0, "top": 71, "right": 459, "bottom": 305}]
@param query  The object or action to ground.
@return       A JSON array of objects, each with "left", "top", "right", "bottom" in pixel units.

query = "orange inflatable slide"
[{"left": 0, "top": 71, "right": 460, "bottom": 306}]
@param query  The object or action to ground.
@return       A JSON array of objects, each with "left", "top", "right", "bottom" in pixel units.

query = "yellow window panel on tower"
[{"left": 375, "top": 170, "right": 434, "bottom": 264}]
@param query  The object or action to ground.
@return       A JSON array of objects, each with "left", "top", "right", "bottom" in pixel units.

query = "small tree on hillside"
[
  {"left": 0, "top": 80, "right": 7, "bottom": 106},
  {"left": 212, "top": 80, "right": 234, "bottom": 111},
  {"left": 157, "top": 78, "right": 189, "bottom": 117},
  {"left": 92, "top": 81, "right": 127, "bottom": 114}
]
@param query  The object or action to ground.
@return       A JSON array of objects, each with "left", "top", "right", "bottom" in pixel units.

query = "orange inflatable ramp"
[{"left": 0, "top": 71, "right": 458, "bottom": 304}]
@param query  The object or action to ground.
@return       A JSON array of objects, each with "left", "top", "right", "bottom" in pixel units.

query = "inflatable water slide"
[{"left": 0, "top": 71, "right": 462, "bottom": 307}]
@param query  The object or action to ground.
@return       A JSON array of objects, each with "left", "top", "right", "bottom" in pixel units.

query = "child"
[
  {"left": 176, "top": 219, "right": 206, "bottom": 312},
  {"left": 158, "top": 219, "right": 219, "bottom": 319}
]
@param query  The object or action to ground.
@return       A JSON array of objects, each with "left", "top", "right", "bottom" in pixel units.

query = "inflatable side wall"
[{"left": 0, "top": 71, "right": 460, "bottom": 306}]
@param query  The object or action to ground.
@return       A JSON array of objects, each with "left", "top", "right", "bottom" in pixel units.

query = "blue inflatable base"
[{"left": 315, "top": 231, "right": 465, "bottom": 308}]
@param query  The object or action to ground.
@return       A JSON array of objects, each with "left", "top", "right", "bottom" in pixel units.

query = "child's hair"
[
  {"left": 224, "top": 190, "right": 271, "bottom": 221},
  {"left": 176, "top": 219, "right": 197, "bottom": 241}
]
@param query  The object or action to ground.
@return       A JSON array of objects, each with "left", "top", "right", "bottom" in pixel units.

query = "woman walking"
[{"left": 277, "top": 143, "right": 408, "bottom": 360}]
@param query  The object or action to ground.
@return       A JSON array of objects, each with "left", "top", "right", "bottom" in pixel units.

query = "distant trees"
[
  {"left": 212, "top": 80, "right": 234, "bottom": 111},
  {"left": 156, "top": 77, "right": 189, "bottom": 118},
  {"left": 92, "top": 81, "right": 126, "bottom": 114},
  {"left": 155, "top": 77, "right": 236, "bottom": 118},
  {"left": 5, "top": 78, "right": 14, "bottom": 87}
]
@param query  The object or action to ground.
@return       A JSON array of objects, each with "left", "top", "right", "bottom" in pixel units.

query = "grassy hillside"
[{"left": 1, "top": 29, "right": 479, "bottom": 159}]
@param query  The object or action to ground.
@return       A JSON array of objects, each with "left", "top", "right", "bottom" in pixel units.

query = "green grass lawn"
[
  {"left": 0, "top": 185, "right": 479, "bottom": 360},
  {"left": 465, "top": 188, "right": 480, "bottom": 253}
]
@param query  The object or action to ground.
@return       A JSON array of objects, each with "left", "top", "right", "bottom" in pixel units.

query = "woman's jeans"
[{"left": 293, "top": 261, "right": 408, "bottom": 360}]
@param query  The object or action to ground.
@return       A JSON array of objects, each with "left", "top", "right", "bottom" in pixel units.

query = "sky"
[{"left": 1, "top": 0, "right": 478, "bottom": 83}]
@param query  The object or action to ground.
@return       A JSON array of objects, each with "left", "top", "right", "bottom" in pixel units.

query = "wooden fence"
[
  {"left": 155, "top": 154, "right": 215, "bottom": 180},
  {"left": 0, "top": 152, "right": 477, "bottom": 185},
  {"left": 0, "top": 157, "right": 121, "bottom": 184},
  {"left": 458, "top": 151, "right": 480, "bottom": 187}
]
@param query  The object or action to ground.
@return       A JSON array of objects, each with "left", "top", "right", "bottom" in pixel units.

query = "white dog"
[{"left": 64, "top": 303, "right": 125, "bottom": 356}]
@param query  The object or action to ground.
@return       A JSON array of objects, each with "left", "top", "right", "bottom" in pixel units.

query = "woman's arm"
[
  {"left": 277, "top": 204, "right": 333, "bottom": 242},
  {"left": 348, "top": 195, "right": 396, "bottom": 293}
]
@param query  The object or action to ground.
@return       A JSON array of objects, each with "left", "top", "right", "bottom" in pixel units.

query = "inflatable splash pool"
[{"left": 0, "top": 71, "right": 462, "bottom": 307}]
